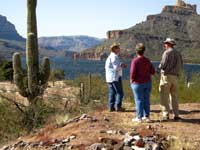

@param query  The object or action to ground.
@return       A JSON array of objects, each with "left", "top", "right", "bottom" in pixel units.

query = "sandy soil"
[{"left": 16, "top": 103, "right": 199, "bottom": 150}]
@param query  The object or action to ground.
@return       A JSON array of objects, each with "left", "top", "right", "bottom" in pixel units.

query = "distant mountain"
[
  {"left": 0, "top": 39, "right": 25, "bottom": 60},
  {"left": 0, "top": 15, "right": 25, "bottom": 41},
  {"left": 38, "top": 36, "right": 104, "bottom": 52},
  {"left": 83, "top": 1, "right": 200, "bottom": 63}
]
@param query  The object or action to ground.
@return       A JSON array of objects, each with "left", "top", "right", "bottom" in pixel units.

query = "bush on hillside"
[
  {"left": 0, "top": 61, "right": 13, "bottom": 81},
  {"left": 49, "top": 69, "right": 65, "bottom": 82}
]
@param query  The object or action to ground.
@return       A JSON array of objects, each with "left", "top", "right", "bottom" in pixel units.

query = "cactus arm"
[
  {"left": 40, "top": 57, "right": 50, "bottom": 85},
  {"left": 13, "top": 53, "right": 28, "bottom": 97}
]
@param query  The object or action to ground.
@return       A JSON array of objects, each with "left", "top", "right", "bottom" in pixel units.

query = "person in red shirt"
[{"left": 130, "top": 43, "right": 155, "bottom": 122}]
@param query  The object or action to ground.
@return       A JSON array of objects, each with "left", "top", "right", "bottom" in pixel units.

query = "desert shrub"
[
  {"left": 0, "top": 100, "right": 25, "bottom": 145},
  {"left": 177, "top": 73, "right": 200, "bottom": 103},
  {"left": 0, "top": 97, "right": 57, "bottom": 145},
  {"left": 67, "top": 72, "right": 200, "bottom": 106},
  {"left": 49, "top": 69, "right": 65, "bottom": 81},
  {"left": 21, "top": 98, "right": 57, "bottom": 131},
  {"left": 0, "top": 61, "right": 13, "bottom": 81}
]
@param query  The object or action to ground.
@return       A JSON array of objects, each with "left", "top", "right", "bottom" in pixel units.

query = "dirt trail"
[{"left": 1, "top": 103, "right": 198, "bottom": 150}]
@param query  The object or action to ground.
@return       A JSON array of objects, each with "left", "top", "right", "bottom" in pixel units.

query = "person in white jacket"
[{"left": 105, "top": 43, "right": 127, "bottom": 112}]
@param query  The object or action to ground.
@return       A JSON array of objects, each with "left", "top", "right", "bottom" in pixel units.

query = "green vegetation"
[
  {"left": 0, "top": 72, "right": 199, "bottom": 146},
  {"left": 0, "top": 98, "right": 57, "bottom": 145},
  {"left": 0, "top": 61, "right": 13, "bottom": 81},
  {"left": 65, "top": 72, "right": 200, "bottom": 106},
  {"left": 49, "top": 69, "right": 65, "bottom": 82}
]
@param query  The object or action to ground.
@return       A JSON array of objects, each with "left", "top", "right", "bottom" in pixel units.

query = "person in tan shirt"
[{"left": 159, "top": 38, "right": 183, "bottom": 121}]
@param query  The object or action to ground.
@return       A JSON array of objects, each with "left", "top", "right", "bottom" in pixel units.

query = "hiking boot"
[
  {"left": 132, "top": 118, "right": 142, "bottom": 123},
  {"left": 161, "top": 116, "right": 169, "bottom": 122},
  {"left": 109, "top": 107, "right": 115, "bottom": 112},
  {"left": 116, "top": 107, "right": 125, "bottom": 112},
  {"left": 173, "top": 116, "right": 182, "bottom": 121},
  {"left": 142, "top": 117, "right": 151, "bottom": 123}
]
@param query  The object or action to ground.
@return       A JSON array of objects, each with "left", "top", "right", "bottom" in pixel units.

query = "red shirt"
[{"left": 130, "top": 56, "right": 155, "bottom": 84}]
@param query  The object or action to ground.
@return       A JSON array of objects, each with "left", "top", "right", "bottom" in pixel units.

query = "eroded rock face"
[
  {"left": 92, "top": 2, "right": 200, "bottom": 60},
  {"left": 0, "top": 15, "right": 24, "bottom": 41}
]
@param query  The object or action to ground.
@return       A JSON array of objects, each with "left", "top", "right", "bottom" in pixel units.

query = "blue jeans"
[
  {"left": 108, "top": 77, "right": 124, "bottom": 110},
  {"left": 131, "top": 82, "right": 152, "bottom": 119}
]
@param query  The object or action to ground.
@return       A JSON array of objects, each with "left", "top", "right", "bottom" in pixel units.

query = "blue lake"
[{"left": 51, "top": 57, "right": 200, "bottom": 79}]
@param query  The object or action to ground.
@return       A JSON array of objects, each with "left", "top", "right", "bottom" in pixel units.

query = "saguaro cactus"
[{"left": 13, "top": 0, "right": 50, "bottom": 103}]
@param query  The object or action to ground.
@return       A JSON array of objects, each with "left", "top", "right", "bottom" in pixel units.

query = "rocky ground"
[{"left": 1, "top": 102, "right": 199, "bottom": 150}]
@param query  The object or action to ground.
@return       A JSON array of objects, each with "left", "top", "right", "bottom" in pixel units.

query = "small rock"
[
  {"left": 30, "top": 142, "right": 40, "bottom": 147},
  {"left": 146, "top": 125, "right": 152, "bottom": 130},
  {"left": 99, "top": 137, "right": 118, "bottom": 145},
  {"left": 88, "top": 143, "right": 105, "bottom": 150},
  {"left": 145, "top": 143, "right": 153, "bottom": 150},
  {"left": 123, "top": 135, "right": 135, "bottom": 146},
  {"left": 62, "top": 138, "right": 70, "bottom": 143},
  {"left": 53, "top": 143, "right": 66, "bottom": 149},
  {"left": 131, "top": 145, "right": 145, "bottom": 150},
  {"left": 133, "top": 135, "right": 141, "bottom": 141},
  {"left": 123, "top": 146, "right": 132, "bottom": 150},
  {"left": 106, "top": 130, "right": 117, "bottom": 134},
  {"left": 152, "top": 143, "right": 160, "bottom": 150},
  {"left": 91, "top": 118, "right": 98, "bottom": 122},
  {"left": 117, "top": 130, "right": 126, "bottom": 135},
  {"left": 135, "top": 139, "right": 145, "bottom": 147},
  {"left": 103, "top": 117, "right": 110, "bottom": 122},
  {"left": 15, "top": 140, "right": 24, "bottom": 145},
  {"left": 167, "top": 135, "right": 178, "bottom": 141},
  {"left": 143, "top": 136, "right": 155, "bottom": 143},
  {"left": 69, "top": 135, "right": 76, "bottom": 140},
  {"left": 19, "top": 142, "right": 28, "bottom": 147},
  {"left": 100, "top": 130, "right": 107, "bottom": 134},
  {"left": 2, "top": 146, "right": 10, "bottom": 150},
  {"left": 79, "top": 114, "right": 87, "bottom": 120}
]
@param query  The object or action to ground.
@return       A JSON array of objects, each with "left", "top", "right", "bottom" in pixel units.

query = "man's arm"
[
  {"left": 111, "top": 55, "right": 121, "bottom": 72},
  {"left": 159, "top": 51, "right": 169, "bottom": 70}
]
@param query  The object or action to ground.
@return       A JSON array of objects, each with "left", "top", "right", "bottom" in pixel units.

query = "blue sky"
[{"left": 1, "top": 0, "right": 200, "bottom": 38}]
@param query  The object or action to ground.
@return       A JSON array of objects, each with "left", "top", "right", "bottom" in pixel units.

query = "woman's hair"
[
  {"left": 136, "top": 49, "right": 145, "bottom": 55},
  {"left": 135, "top": 43, "right": 145, "bottom": 55}
]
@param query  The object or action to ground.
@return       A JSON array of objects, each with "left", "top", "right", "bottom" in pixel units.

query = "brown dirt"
[{"left": 19, "top": 102, "right": 200, "bottom": 149}]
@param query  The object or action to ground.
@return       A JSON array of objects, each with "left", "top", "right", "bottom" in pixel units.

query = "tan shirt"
[{"left": 159, "top": 48, "right": 183, "bottom": 76}]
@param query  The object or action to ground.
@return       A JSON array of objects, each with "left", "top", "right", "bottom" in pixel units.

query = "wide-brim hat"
[
  {"left": 110, "top": 42, "right": 120, "bottom": 51},
  {"left": 135, "top": 43, "right": 145, "bottom": 51},
  {"left": 164, "top": 38, "right": 176, "bottom": 45}
]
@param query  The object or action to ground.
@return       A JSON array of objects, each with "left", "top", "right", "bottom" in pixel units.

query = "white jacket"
[{"left": 105, "top": 52, "right": 122, "bottom": 83}]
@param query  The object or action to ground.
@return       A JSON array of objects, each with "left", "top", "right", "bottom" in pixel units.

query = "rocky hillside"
[
  {"left": 39, "top": 36, "right": 104, "bottom": 53},
  {"left": 84, "top": 1, "right": 200, "bottom": 62},
  {"left": 0, "top": 39, "right": 25, "bottom": 60},
  {"left": 1, "top": 101, "right": 200, "bottom": 150},
  {"left": 0, "top": 15, "right": 24, "bottom": 41}
]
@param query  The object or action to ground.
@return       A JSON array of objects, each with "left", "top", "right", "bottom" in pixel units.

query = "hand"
[
  {"left": 121, "top": 63, "right": 127, "bottom": 68},
  {"left": 156, "top": 67, "right": 160, "bottom": 74},
  {"left": 130, "top": 79, "right": 133, "bottom": 83}
]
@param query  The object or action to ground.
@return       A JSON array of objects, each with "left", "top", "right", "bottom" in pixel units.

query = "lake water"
[{"left": 51, "top": 57, "right": 200, "bottom": 79}]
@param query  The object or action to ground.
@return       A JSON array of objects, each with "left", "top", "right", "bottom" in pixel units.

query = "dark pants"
[{"left": 108, "top": 77, "right": 124, "bottom": 110}]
